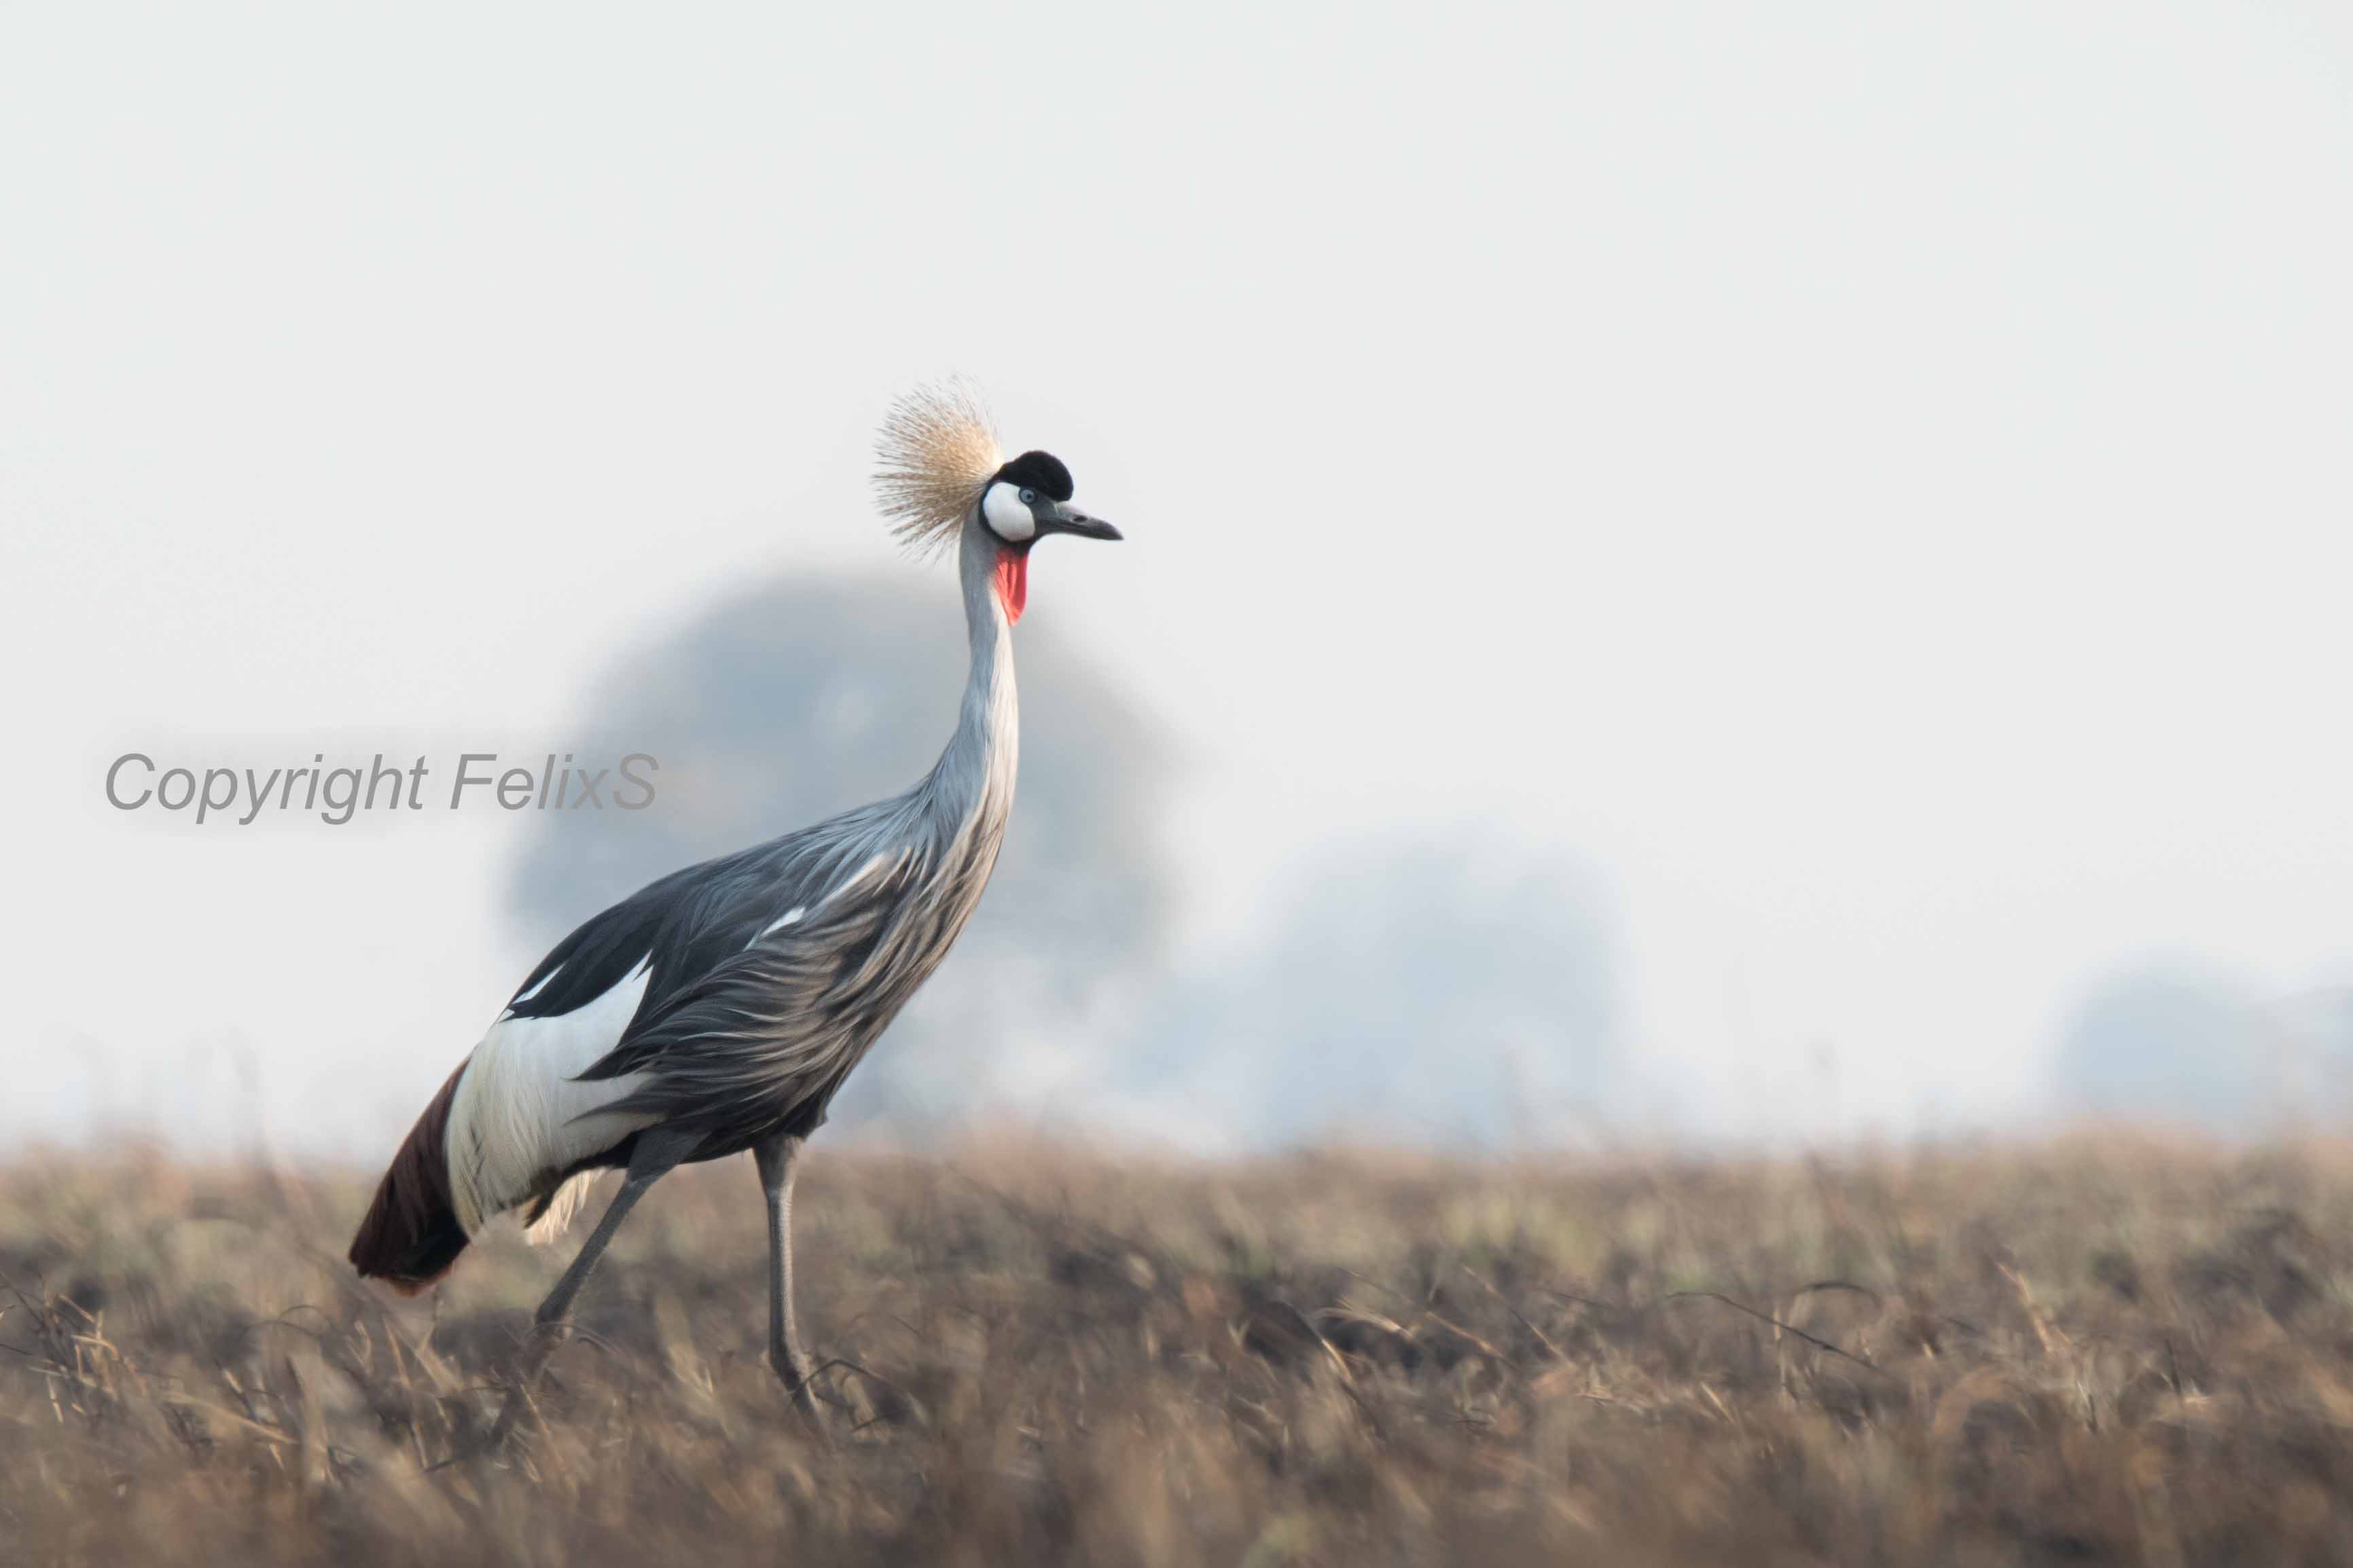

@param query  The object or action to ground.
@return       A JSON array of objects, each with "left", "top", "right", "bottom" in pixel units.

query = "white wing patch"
[
  {"left": 504, "top": 962, "right": 564, "bottom": 1013},
  {"left": 446, "top": 953, "right": 661, "bottom": 1237},
  {"left": 748, "top": 907, "right": 806, "bottom": 949},
  {"left": 741, "top": 854, "right": 891, "bottom": 953},
  {"left": 827, "top": 854, "right": 889, "bottom": 905}
]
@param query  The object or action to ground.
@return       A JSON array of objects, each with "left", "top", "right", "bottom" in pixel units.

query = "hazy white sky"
[{"left": 5, "top": 1, "right": 2350, "bottom": 1151}]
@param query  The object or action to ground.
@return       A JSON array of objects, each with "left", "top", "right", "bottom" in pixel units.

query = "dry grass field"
[{"left": 6, "top": 1135, "right": 2353, "bottom": 1566}]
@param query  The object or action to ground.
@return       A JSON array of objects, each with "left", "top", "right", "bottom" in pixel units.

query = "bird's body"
[
  {"left": 347, "top": 388, "right": 1119, "bottom": 1437},
  {"left": 349, "top": 530, "right": 1020, "bottom": 1291}
]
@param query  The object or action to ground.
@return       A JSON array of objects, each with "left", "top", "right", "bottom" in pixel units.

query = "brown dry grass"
[{"left": 5, "top": 1135, "right": 2353, "bottom": 1566}]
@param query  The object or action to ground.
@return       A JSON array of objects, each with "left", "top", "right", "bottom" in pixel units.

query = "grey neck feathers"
[{"left": 918, "top": 512, "right": 1019, "bottom": 840}]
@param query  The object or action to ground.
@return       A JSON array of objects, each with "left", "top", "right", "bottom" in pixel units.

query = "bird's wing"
[
  {"left": 437, "top": 832, "right": 903, "bottom": 1222},
  {"left": 573, "top": 843, "right": 931, "bottom": 1140},
  {"left": 501, "top": 819, "right": 906, "bottom": 1029},
  {"left": 441, "top": 834, "right": 859, "bottom": 1230}
]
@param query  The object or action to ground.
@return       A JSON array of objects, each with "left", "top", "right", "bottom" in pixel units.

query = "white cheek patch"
[{"left": 982, "top": 480, "right": 1037, "bottom": 542}]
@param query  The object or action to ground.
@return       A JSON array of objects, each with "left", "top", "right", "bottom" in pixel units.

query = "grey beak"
[{"left": 1040, "top": 503, "right": 1121, "bottom": 542}]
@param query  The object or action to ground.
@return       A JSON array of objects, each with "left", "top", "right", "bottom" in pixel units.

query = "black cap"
[{"left": 992, "top": 450, "right": 1073, "bottom": 502}]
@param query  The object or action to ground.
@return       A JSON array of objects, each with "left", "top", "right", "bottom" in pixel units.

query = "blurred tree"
[
  {"left": 1127, "top": 832, "right": 1620, "bottom": 1150},
  {"left": 2049, "top": 962, "right": 2271, "bottom": 1131},
  {"left": 507, "top": 570, "right": 1177, "bottom": 1130}
]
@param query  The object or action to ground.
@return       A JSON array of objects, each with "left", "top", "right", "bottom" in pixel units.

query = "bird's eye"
[{"left": 1018, "top": 488, "right": 1037, "bottom": 506}]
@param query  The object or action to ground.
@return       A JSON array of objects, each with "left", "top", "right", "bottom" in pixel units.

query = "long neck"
[{"left": 921, "top": 514, "right": 1020, "bottom": 833}]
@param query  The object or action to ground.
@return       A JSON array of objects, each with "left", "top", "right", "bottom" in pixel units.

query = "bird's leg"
[
  {"left": 483, "top": 1127, "right": 694, "bottom": 1452},
  {"left": 753, "top": 1130, "right": 824, "bottom": 1432}
]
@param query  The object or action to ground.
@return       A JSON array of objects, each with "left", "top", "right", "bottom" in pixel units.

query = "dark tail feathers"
[{"left": 348, "top": 1060, "right": 470, "bottom": 1294}]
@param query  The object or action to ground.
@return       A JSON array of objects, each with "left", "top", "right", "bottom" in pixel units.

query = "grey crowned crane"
[{"left": 347, "top": 384, "right": 1120, "bottom": 1435}]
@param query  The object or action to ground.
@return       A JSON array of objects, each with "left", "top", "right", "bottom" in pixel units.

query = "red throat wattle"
[{"left": 993, "top": 547, "right": 1029, "bottom": 624}]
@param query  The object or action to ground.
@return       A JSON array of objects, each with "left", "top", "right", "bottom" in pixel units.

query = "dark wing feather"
[
  {"left": 577, "top": 839, "right": 986, "bottom": 1148},
  {"left": 502, "top": 824, "right": 878, "bottom": 1032},
  {"left": 541, "top": 775, "right": 1005, "bottom": 1156}
]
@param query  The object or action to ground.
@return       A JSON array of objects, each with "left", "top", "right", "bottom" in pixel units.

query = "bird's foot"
[
  {"left": 425, "top": 1379, "right": 539, "bottom": 1473},
  {"left": 473, "top": 1320, "right": 569, "bottom": 1457},
  {"left": 770, "top": 1347, "right": 829, "bottom": 1438},
  {"left": 480, "top": 1381, "right": 538, "bottom": 1457}
]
